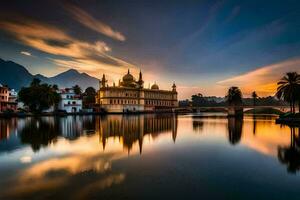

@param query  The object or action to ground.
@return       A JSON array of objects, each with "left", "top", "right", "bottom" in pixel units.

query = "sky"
[{"left": 0, "top": 0, "right": 300, "bottom": 99}]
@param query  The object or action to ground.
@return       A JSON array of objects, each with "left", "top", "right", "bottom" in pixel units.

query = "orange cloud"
[
  {"left": 0, "top": 16, "right": 136, "bottom": 78},
  {"left": 65, "top": 3, "right": 126, "bottom": 41},
  {"left": 217, "top": 57, "right": 300, "bottom": 96}
]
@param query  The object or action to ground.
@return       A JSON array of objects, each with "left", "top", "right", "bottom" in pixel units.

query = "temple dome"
[
  {"left": 123, "top": 70, "right": 134, "bottom": 83},
  {"left": 151, "top": 83, "right": 159, "bottom": 90}
]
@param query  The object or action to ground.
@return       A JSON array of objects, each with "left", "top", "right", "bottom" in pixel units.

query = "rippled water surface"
[{"left": 0, "top": 114, "right": 299, "bottom": 199}]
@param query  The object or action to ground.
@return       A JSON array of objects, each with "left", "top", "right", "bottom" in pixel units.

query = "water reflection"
[
  {"left": 253, "top": 115, "right": 257, "bottom": 135},
  {"left": 278, "top": 126, "right": 300, "bottom": 173},
  {"left": 192, "top": 120, "right": 204, "bottom": 132},
  {"left": 1, "top": 114, "right": 300, "bottom": 199},
  {"left": 0, "top": 118, "right": 17, "bottom": 141},
  {"left": 0, "top": 114, "right": 178, "bottom": 154},
  {"left": 97, "top": 114, "right": 178, "bottom": 153},
  {"left": 227, "top": 117, "right": 243, "bottom": 145},
  {"left": 19, "top": 117, "right": 60, "bottom": 151}
]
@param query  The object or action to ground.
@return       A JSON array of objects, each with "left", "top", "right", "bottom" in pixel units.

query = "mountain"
[
  {"left": 42, "top": 69, "right": 99, "bottom": 90},
  {"left": 0, "top": 58, "right": 33, "bottom": 90},
  {"left": 0, "top": 58, "right": 99, "bottom": 91}
]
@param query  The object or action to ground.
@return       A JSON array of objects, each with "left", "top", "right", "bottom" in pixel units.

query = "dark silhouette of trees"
[
  {"left": 276, "top": 72, "right": 300, "bottom": 113},
  {"left": 252, "top": 91, "right": 258, "bottom": 106},
  {"left": 226, "top": 87, "right": 243, "bottom": 106},
  {"left": 83, "top": 87, "right": 96, "bottom": 108},
  {"left": 226, "top": 87, "right": 243, "bottom": 117},
  {"left": 73, "top": 84, "right": 82, "bottom": 95},
  {"left": 18, "top": 78, "right": 60, "bottom": 113}
]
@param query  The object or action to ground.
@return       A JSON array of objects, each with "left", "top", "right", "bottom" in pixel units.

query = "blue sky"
[{"left": 0, "top": 0, "right": 300, "bottom": 99}]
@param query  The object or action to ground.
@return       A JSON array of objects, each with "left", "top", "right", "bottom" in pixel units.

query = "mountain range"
[{"left": 0, "top": 58, "right": 100, "bottom": 91}]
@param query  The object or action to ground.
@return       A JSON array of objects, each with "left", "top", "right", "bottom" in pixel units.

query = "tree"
[
  {"left": 226, "top": 87, "right": 243, "bottom": 106},
  {"left": 31, "top": 78, "right": 41, "bottom": 87},
  {"left": 296, "top": 84, "right": 300, "bottom": 113},
  {"left": 18, "top": 79, "right": 61, "bottom": 113},
  {"left": 85, "top": 87, "right": 96, "bottom": 96},
  {"left": 51, "top": 85, "right": 60, "bottom": 111},
  {"left": 276, "top": 72, "right": 300, "bottom": 113},
  {"left": 73, "top": 85, "right": 82, "bottom": 95},
  {"left": 83, "top": 87, "right": 96, "bottom": 108},
  {"left": 252, "top": 91, "right": 258, "bottom": 106}
]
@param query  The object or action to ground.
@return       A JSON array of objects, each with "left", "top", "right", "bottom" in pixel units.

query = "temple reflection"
[
  {"left": 96, "top": 114, "right": 178, "bottom": 154},
  {"left": 278, "top": 126, "right": 300, "bottom": 173}
]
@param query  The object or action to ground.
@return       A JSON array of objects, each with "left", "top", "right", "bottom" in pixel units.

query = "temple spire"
[
  {"left": 101, "top": 74, "right": 107, "bottom": 88},
  {"left": 138, "top": 69, "right": 144, "bottom": 88},
  {"left": 172, "top": 82, "right": 176, "bottom": 92}
]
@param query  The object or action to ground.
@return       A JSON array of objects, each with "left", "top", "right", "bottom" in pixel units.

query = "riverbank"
[
  {"left": 275, "top": 112, "right": 300, "bottom": 126},
  {"left": 276, "top": 117, "right": 300, "bottom": 126}
]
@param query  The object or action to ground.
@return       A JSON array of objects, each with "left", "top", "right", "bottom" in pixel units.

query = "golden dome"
[
  {"left": 123, "top": 69, "right": 134, "bottom": 83},
  {"left": 151, "top": 83, "right": 159, "bottom": 90}
]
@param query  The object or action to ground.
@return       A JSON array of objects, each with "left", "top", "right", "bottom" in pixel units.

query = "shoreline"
[
  {"left": 0, "top": 111, "right": 281, "bottom": 118},
  {"left": 0, "top": 110, "right": 186, "bottom": 118},
  {"left": 275, "top": 117, "right": 300, "bottom": 126}
]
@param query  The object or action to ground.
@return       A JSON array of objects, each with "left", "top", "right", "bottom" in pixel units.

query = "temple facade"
[{"left": 95, "top": 70, "right": 178, "bottom": 113}]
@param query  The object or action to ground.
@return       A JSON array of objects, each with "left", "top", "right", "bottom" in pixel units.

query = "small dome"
[
  {"left": 123, "top": 70, "right": 134, "bottom": 82},
  {"left": 151, "top": 83, "right": 159, "bottom": 90}
]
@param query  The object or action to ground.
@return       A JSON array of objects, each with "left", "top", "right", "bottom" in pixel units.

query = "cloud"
[
  {"left": 20, "top": 51, "right": 32, "bottom": 56},
  {"left": 217, "top": 57, "right": 300, "bottom": 96},
  {"left": 0, "top": 16, "right": 136, "bottom": 78},
  {"left": 64, "top": 3, "right": 126, "bottom": 41}
]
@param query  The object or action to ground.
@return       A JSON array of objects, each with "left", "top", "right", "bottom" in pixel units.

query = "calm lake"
[{"left": 0, "top": 114, "right": 299, "bottom": 199}]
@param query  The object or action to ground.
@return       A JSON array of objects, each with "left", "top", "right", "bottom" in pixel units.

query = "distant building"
[
  {"left": 96, "top": 70, "right": 178, "bottom": 113},
  {"left": 8, "top": 89, "right": 18, "bottom": 103},
  {"left": 203, "top": 96, "right": 225, "bottom": 103},
  {"left": 0, "top": 84, "right": 17, "bottom": 112},
  {"left": 58, "top": 88, "right": 82, "bottom": 113}
]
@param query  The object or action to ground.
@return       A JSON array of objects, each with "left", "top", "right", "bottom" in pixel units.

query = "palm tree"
[
  {"left": 252, "top": 91, "right": 258, "bottom": 107},
  {"left": 276, "top": 72, "right": 300, "bottom": 114},
  {"left": 296, "top": 85, "right": 300, "bottom": 113},
  {"left": 226, "top": 86, "right": 243, "bottom": 106},
  {"left": 226, "top": 87, "right": 243, "bottom": 117},
  {"left": 72, "top": 85, "right": 82, "bottom": 96}
]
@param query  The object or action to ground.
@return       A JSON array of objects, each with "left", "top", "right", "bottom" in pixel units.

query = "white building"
[
  {"left": 9, "top": 89, "right": 18, "bottom": 103},
  {"left": 58, "top": 88, "right": 82, "bottom": 113}
]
